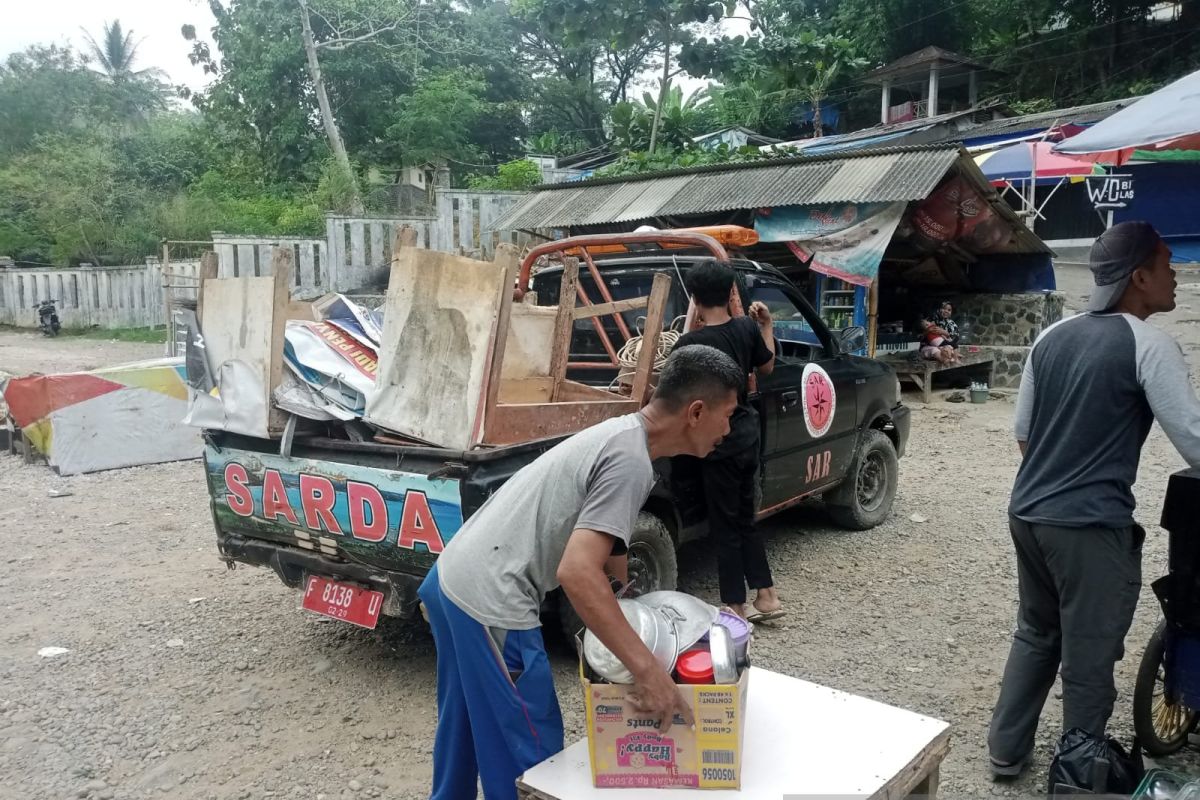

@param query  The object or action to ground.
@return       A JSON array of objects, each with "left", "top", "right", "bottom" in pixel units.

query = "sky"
[
  {"left": 1, "top": 0, "right": 217, "bottom": 92},
  {"left": 1, "top": 0, "right": 742, "bottom": 99}
]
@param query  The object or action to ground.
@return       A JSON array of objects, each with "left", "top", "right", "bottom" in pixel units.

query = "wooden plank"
[
  {"left": 572, "top": 296, "right": 648, "bottom": 321},
  {"left": 502, "top": 303, "right": 556, "bottom": 381},
  {"left": 200, "top": 273, "right": 278, "bottom": 438},
  {"left": 365, "top": 231, "right": 508, "bottom": 450},
  {"left": 556, "top": 381, "right": 621, "bottom": 402},
  {"left": 483, "top": 400, "right": 638, "bottom": 446},
  {"left": 630, "top": 273, "right": 671, "bottom": 405},
  {"left": 482, "top": 242, "right": 522, "bottom": 434},
  {"left": 497, "top": 377, "right": 555, "bottom": 404},
  {"left": 267, "top": 248, "right": 293, "bottom": 435},
  {"left": 548, "top": 258, "right": 579, "bottom": 394},
  {"left": 196, "top": 251, "right": 219, "bottom": 322},
  {"left": 872, "top": 730, "right": 950, "bottom": 800}
]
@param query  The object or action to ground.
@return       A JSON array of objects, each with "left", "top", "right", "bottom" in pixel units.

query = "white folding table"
[{"left": 517, "top": 668, "right": 951, "bottom": 800}]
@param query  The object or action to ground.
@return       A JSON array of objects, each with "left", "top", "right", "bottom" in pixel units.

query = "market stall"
[{"left": 494, "top": 144, "right": 1057, "bottom": 388}]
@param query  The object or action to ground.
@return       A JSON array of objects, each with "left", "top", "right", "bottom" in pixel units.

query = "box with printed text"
[{"left": 579, "top": 657, "right": 750, "bottom": 790}]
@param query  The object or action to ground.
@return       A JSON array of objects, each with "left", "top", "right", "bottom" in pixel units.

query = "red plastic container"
[{"left": 675, "top": 648, "right": 714, "bottom": 684}]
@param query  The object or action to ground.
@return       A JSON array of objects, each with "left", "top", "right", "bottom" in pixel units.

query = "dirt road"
[{"left": 3, "top": 268, "right": 1200, "bottom": 799}]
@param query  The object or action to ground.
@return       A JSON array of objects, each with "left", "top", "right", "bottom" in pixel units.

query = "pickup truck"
[{"left": 203, "top": 233, "right": 910, "bottom": 631}]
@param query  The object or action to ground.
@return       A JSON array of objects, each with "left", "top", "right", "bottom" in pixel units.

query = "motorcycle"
[{"left": 36, "top": 299, "right": 61, "bottom": 337}]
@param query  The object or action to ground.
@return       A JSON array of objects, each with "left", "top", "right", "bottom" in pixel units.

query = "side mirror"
[{"left": 839, "top": 326, "right": 867, "bottom": 354}]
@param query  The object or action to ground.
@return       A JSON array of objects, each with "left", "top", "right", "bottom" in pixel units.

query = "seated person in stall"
[
  {"left": 932, "top": 300, "right": 962, "bottom": 346},
  {"left": 919, "top": 317, "right": 961, "bottom": 365}
]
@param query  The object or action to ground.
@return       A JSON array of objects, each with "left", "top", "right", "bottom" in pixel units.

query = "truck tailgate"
[{"left": 204, "top": 443, "right": 464, "bottom": 575}]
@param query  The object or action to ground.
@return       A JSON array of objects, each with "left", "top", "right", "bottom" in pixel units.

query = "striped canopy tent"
[{"left": 973, "top": 140, "right": 1104, "bottom": 186}]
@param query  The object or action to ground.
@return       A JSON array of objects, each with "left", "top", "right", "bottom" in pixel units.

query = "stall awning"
[{"left": 493, "top": 145, "right": 963, "bottom": 231}]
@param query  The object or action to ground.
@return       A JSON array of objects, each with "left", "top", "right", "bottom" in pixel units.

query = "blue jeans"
[{"left": 419, "top": 565, "right": 564, "bottom": 799}]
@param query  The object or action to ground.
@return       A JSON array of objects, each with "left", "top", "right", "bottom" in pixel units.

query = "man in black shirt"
[{"left": 673, "top": 261, "right": 782, "bottom": 622}]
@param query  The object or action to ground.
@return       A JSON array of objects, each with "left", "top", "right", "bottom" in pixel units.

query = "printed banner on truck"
[
  {"left": 205, "top": 447, "right": 464, "bottom": 565},
  {"left": 754, "top": 202, "right": 906, "bottom": 287}
]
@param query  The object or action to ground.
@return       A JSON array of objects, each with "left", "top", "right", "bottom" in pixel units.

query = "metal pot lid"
[
  {"left": 708, "top": 622, "right": 739, "bottom": 685},
  {"left": 584, "top": 598, "right": 679, "bottom": 685},
  {"left": 637, "top": 591, "right": 719, "bottom": 653}
]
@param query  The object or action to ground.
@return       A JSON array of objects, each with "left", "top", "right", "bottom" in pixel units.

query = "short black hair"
[
  {"left": 685, "top": 261, "right": 736, "bottom": 308},
  {"left": 653, "top": 344, "right": 743, "bottom": 411}
]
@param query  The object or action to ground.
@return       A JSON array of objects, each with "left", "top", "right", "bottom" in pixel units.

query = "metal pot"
[
  {"left": 584, "top": 598, "right": 679, "bottom": 684},
  {"left": 637, "top": 591, "right": 719, "bottom": 654},
  {"left": 708, "top": 622, "right": 739, "bottom": 685}
]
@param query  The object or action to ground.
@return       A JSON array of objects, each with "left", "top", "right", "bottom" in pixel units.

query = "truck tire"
[
  {"left": 826, "top": 429, "right": 899, "bottom": 531},
  {"left": 558, "top": 511, "right": 678, "bottom": 646}
]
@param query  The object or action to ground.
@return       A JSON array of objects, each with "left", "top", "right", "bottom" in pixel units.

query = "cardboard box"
[{"left": 580, "top": 659, "right": 750, "bottom": 789}]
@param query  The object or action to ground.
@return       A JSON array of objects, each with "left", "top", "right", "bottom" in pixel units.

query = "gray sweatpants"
[{"left": 988, "top": 516, "right": 1144, "bottom": 762}]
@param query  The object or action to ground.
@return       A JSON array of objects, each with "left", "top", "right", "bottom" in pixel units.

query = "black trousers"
[
  {"left": 989, "top": 516, "right": 1144, "bottom": 762},
  {"left": 701, "top": 445, "right": 773, "bottom": 605}
]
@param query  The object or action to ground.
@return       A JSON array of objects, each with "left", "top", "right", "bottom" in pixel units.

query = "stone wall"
[
  {"left": 948, "top": 291, "right": 1065, "bottom": 347},
  {"left": 974, "top": 345, "right": 1031, "bottom": 389}
]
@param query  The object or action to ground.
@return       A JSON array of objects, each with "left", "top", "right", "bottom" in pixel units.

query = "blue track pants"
[{"left": 418, "top": 565, "right": 564, "bottom": 800}]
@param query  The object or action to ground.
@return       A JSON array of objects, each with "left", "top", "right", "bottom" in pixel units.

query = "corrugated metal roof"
[{"left": 493, "top": 144, "right": 963, "bottom": 231}]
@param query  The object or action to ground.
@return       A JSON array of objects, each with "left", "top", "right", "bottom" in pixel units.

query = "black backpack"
[{"left": 1048, "top": 728, "right": 1145, "bottom": 796}]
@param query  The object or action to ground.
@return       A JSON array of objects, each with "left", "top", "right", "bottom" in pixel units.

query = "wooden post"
[
  {"left": 161, "top": 240, "right": 172, "bottom": 349},
  {"left": 267, "top": 247, "right": 293, "bottom": 435},
  {"left": 868, "top": 279, "right": 879, "bottom": 358},
  {"left": 630, "top": 273, "right": 671, "bottom": 405},
  {"left": 482, "top": 242, "right": 521, "bottom": 423},
  {"left": 196, "top": 251, "right": 219, "bottom": 325},
  {"left": 548, "top": 258, "right": 580, "bottom": 399}
]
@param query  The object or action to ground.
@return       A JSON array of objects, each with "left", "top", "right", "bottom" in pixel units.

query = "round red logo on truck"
[{"left": 801, "top": 363, "right": 836, "bottom": 438}]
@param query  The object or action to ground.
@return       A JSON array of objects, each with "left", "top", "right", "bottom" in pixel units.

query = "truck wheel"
[
  {"left": 558, "top": 511, "right": 678, "bottom": 646},
  {"left": 826, "top": 430, "right": 898, "bottom": 531}
]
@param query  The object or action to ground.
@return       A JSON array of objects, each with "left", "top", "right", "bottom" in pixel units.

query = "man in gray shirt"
[
  {"left": 418, "top": 344, "right": 743, "bottom": 800},
  {"left": 989, "top": 221, "right": 1200, "bottom": 778}
]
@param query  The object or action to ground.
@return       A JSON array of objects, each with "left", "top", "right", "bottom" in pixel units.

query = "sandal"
[{"left": 746, "top": 608, "right": 786, "bottom": 624}]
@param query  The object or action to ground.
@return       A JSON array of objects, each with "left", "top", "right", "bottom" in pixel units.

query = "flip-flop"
[{"left": 746, "top": 608, "right": 786, "bottom": 624}]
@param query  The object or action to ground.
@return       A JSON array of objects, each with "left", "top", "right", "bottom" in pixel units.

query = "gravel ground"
[{"left": 3, "top": 265, "right": 1200, "bottom": 799}]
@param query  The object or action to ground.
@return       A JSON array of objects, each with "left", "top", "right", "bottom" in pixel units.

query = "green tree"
[
  {"left": 81, "top": 20, "right": 169, "bottom": 119},
  {"left": 0, "top": 46, "right": 116, "bottom": 159},
  {"left": 530, "top": 0, "right": 727, "bottom": 153},
  {"left": 467, "top": 158, "right": 543, "bottom": 190},
  {"left": 611, "top": 86, "right": 717, "bottom": 152}
]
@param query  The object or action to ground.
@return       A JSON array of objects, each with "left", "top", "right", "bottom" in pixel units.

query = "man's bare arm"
[{"left": 558, "top": 529, "right": 692, "bottom": 732}]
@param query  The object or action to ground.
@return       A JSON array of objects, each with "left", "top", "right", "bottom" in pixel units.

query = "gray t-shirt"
[
  {"left": 1010, "top": 312, "right": 1200, "bottom": 528},
  {"left": 437, "top": 413, "right": 654, "bottom": 629}
]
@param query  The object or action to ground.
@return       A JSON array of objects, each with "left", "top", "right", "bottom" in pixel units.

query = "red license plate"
[{"left": 301, "top": 575, "right": 384, "bottom": 629}]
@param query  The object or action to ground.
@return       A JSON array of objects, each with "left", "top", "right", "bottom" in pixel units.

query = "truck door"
[{"left": 747, "top": 275, "right": 859, "bottom": 513}]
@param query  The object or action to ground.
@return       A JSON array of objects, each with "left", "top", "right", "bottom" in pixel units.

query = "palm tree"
[{"left": 81, "top": 20, "right": 167, "bottom": 117}]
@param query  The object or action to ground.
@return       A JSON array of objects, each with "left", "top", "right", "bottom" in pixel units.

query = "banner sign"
[
  {"left": 1086, "top": 174, "right": 1135, "bottom": 209},
  {"left": 755, "top": 202, "right": 907, "bottom": 287}
]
